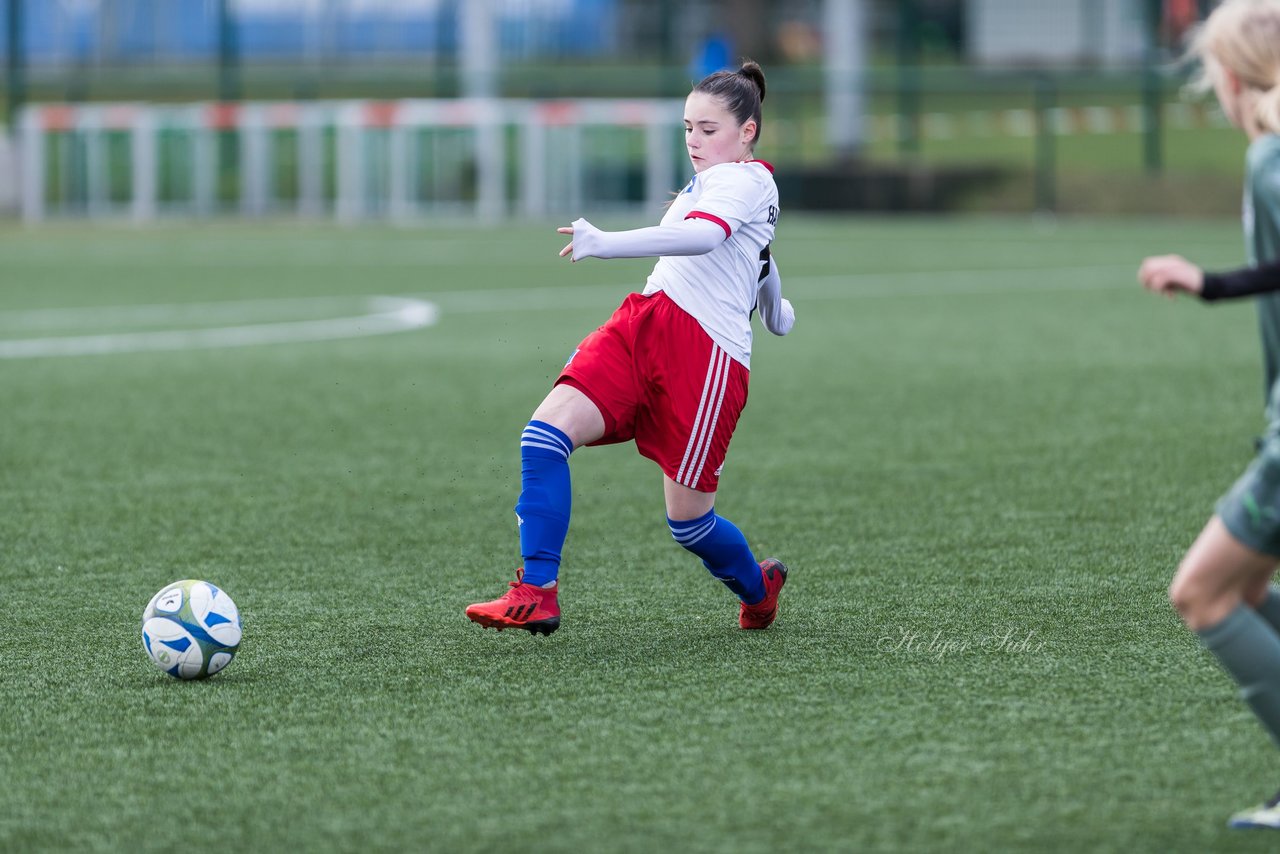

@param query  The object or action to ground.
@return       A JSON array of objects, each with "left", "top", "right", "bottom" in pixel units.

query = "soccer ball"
[{"left": 141, "top": 580, "right": 242, "bottom": 679}]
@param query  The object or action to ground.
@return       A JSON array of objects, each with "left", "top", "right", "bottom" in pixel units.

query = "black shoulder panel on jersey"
[{"left": 758, "top": 243, "right": 771, "bottom": 282}]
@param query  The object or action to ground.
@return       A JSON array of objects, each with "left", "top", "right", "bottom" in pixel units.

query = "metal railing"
[{"left": 16, "top": 97, "right": 686, "bottom": 222}]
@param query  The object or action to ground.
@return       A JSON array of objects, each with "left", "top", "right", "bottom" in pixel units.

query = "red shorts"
[{"left": 557, "top": 291, "right": 749, "bottom": 493}]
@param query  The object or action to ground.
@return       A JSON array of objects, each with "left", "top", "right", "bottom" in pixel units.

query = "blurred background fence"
[{"left": 0, "top": 0, "right": 1243, "bottom": 220}]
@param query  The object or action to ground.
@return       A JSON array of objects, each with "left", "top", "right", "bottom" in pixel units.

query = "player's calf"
[{"left": 667, "top": 509, "right": 765, "bottom": 603}]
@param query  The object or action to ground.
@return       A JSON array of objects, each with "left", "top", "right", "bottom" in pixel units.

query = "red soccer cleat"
[
  {"left": 739, "top": 558, "right": 788, "bottom": 630},
  {"left": 465, "top": 568, "right": 561, "bottom": 635}
]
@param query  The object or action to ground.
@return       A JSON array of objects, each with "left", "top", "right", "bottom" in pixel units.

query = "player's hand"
[
  {"left": 557, "top": 226, "right": 574, "bottom": 260},
  {"left": 1138, "top": 254, "right": 1204, "bottom": 298}
]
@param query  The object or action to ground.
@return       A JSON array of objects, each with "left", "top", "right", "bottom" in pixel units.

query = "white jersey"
[{"left": 641, "top": 160, "right": 778, "bottom": 369}]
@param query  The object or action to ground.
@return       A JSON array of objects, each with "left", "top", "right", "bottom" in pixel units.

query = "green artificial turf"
[{"left": 2, "top": 216, "right": 1278, "bottom": 852}]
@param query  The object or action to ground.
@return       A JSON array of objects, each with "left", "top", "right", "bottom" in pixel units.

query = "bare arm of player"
[
  {"left": 1138, "top": 254, "right": 1205, "bottom": 298},
  {"left": 756, "top": 253, "right": 794, "bottom": 336},
  {"left": 557, "top": 217, "right": 725, "bottom": 262},
  {"left": 1139, "top": 254, "right": 1280, "bottom": 301}
]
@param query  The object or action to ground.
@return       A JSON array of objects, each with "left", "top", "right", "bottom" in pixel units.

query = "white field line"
[
  {"left": 0, "top": 295, "right": 379, "bottom": 332},
  {"left": 779, "top": 263, "right": 1134, "bottom": 300},
  {"left": 0, "top": 297, "right": 436, "bottom": 359},
  {"left": 428, "top": 263, "right": 1134, "bottom": 313},
  {"left": 0, "top": 263, "right": 1131, "bottom": 360},
  {"left": 861, "top": 102, "right": 1231, "bottom": 141}
]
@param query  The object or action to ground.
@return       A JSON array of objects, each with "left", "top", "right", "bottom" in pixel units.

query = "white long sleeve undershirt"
[
  {"left": 755, "top": 255, "right": 795, "bottom": 336},
  {"left": 568, "top": 217, "right": 725, "bottom": 261}
]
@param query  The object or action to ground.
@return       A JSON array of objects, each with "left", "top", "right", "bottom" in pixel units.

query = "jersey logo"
[
  {"left": 766, "top": 204, "right": 778, "bottom": 225},
  {"left": 565, "top": 348, "right": 579, "bottom": 366},
  {"left": 1244, "top": 491, "right": 1279, "bottom": 530},
  {"left": 683, "top": 177, "right": 696, "bottom": 195}
]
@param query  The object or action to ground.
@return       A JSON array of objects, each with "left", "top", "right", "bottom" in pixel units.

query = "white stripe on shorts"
[{"left": 675, "top": 344, "right": 730, "bottom": 488}]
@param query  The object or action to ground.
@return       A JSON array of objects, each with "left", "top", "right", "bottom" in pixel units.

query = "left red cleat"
[{"left": 465, "top": 568, "right": 561, "bottom": 636}]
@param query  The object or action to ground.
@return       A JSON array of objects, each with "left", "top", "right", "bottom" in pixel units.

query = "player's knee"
[
  {"left": 1169, "top": 562, "right": 1228, "bottom": 630},
  {"left": 1168, "top": 572, "right": 1198, "bottom": 622},
  {"left": 668, "top": 511, "right": 715, "bottom": 552},
  {"left": 520, "top": 420, "right": 575, "bottom": 462},
  {"left": 1245, "top": 578, "right": 1273, "bottom": 609}
]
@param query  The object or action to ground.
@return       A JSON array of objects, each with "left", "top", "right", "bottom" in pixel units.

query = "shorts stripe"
[
  {"left": 675, "top": 344, "right": 730, "bottom": 488},
  {"left": 689, "top": 353, "right": 730, "bottom": 487},
  {"left": 675, "top": 347, "right": 722, "bottom": 485}
]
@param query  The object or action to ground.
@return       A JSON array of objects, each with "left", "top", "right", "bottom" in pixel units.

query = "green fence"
[{"left": 5, "top": 62, "right": 1247, "bottom": 216}]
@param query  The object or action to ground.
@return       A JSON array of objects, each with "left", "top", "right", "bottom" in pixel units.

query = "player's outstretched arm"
[
  {"left": 1139, "top": 254, "right": 1280, "bottom": 301},
  {"left": 558, "top": 217, "right": 725, "bottom": 262},
  {"left": 756, "top": 253, "right": 794, "bottom": 336}
]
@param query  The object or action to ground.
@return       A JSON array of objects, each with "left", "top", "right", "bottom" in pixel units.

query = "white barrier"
[
  {"left": 0, "top": 132, "right": 15, "bottom": 214},
  {"left": 18, "top": 98, "right": 685, "bottom": 223}
]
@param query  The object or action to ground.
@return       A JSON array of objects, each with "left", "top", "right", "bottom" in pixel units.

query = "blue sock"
[
  {"left": 515, "top": 420, "right": 574, "bottom": 587},
  {"left": 668, "top": 509, "right": 764, "bottom": 604}
]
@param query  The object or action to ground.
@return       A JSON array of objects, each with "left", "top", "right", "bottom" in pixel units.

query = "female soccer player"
[
  {"left": 466, "top": 60, "right": 794, "bottom": 636},
  {"left": 1136, "top": 0, "right": 1280, "bottom": 830}
]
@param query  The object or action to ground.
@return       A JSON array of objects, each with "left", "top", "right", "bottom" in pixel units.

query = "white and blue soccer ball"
[{"left": 141, "top": 580, "right": 242, "bottom": 680}]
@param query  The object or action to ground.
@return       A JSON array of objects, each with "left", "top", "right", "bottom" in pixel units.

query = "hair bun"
[{"left": 738, "top": 59, "right": 767, "bottom": 103}]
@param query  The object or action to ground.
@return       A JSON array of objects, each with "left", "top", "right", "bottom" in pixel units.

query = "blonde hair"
[{"left": 1190, "top": 0, "right": 1280, "bottom": 134}]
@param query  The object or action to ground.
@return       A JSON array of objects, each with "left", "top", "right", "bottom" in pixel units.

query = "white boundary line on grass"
[
  {"left": 428, "top": 263, "right": 1134, "bottom": 313},
  {"left": 0, "top": 296, "right": 437, "bottom": 359},
  {"left": 780, "top": 263, "right": 1135, "bottom": 300},
  {"left": 0, "top": 263, "right": 1132, "bottom": 360}
]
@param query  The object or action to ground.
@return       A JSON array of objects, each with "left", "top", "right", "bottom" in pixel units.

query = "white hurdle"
[{"left": 18, "top": 98, "right": 685, "bottom": 224}]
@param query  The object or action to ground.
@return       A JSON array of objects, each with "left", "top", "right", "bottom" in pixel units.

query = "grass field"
[{"left": 3, "top": 214, "right": 1280, "bottom": 852}]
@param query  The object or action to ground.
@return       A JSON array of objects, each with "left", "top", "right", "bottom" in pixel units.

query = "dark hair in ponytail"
[{"left": 693, "top": 59, "right": 767, "bottom": 147}]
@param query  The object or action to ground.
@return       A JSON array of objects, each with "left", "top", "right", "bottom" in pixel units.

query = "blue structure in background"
[
  {"left": 0, "top": 0, "right": 618, "bottom": 64},
  {"left": 690, "top": 32, "right": 733, "bottom": 80}
]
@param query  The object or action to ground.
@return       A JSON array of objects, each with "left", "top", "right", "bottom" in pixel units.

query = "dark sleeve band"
[{"left": 1201, "top": 260, "right": 1280, "bottom": 301}]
